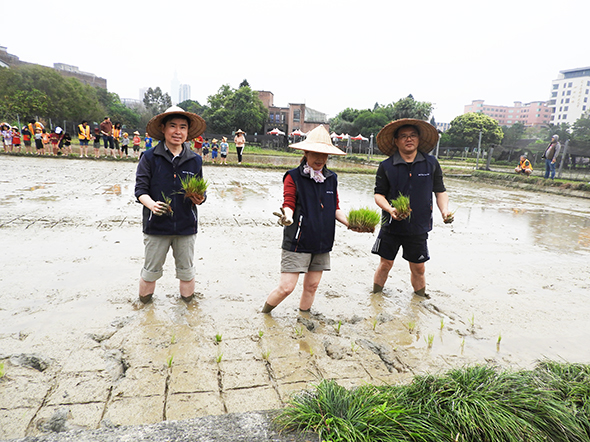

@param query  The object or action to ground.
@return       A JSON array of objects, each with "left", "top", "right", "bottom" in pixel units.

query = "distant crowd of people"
[{"left": 0, "top": 118, "right": 247, "bottom": 164}]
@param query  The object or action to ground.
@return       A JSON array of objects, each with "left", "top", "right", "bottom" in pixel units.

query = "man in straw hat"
[
  {"left": 135, "top": 106, "right": 207, "bottom": 304},
  {"left": 262, "top": 125, "right": 352, "bottom": 314},
  {"left": 372, "top": 119, "right": 452, "bottom": 299}
]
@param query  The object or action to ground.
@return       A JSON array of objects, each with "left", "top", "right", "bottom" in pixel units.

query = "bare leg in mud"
[{"left": 263, "top": 271, "right": 323, "bottom": 313}]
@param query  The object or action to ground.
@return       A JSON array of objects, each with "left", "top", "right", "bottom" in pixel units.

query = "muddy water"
[{"left": 1, "top": 155, "right": 589, "bottom": 438}]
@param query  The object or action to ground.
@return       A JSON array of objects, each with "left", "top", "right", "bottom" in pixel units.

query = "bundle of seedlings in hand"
[
  {"left": 390, "top": 192, "right": 411, "bottom": 219},
  {"left": 347, "top": 207, "right": 381, "bottom": 233},
  {"left": 179, "top": 175, "right": 208, "bottom": 200},
  {"left": 160, "top": 192, "right": 173, "bottom": 216},
  {"left": 443, "top": 210, "right": 456, "bottom": 224}
]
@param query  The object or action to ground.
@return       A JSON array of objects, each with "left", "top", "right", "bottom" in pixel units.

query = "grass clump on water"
[
  {"left": 347, "top": 207, "right": 381, "bottom": 233},
  {"left": 390, "top": 192, "right": 411, "bottom": 219},
  {"left": 179, "top": 174, "right": 208, "bottom": 200},
  {"left": 276, "top": 361, "right": 590, "bottom": 442}
]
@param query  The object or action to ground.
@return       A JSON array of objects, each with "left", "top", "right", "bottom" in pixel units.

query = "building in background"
[
  {"left": 548, "top": 67, "right": 590, "bottom": 125},
  {"left": 0, "top": 46, "right": 106, "bottom": 89},
  {"left": 464, "top": 99, "right": 551, "bottom": 127},
  {"left": 436, "top": 122, "right": 450, "bottom": 132},
  {"left": 179, "top": 84, "right": 191, "bottom": 103},
  {"left": 258, "top": 91, "right": 329, "bottom": 135}
]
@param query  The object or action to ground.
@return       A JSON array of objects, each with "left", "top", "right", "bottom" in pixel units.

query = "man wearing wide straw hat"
[
  {"left": 372, "top": 118, "right": 452, "bottom": 299},
  {"left": 135, "top": 106, "right": 207, "bottom": 304},
  {"left": 262, "top": 125, "right": 350, "bottom": 314}
]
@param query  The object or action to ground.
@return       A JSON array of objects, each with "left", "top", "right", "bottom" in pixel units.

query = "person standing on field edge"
[
  {"left": 371, "top": 119, "right": 452, "bottom": 299},
  {"left": 134, "top": 106, "right": 207, "bottom": 304},
  {"left": 78, "top": 120, "right": 91, "bottom": 157},
  {"left": 100, "top": 116, "right": 114, "bottom": 157},
  {"left": 542, "top": 134, "right": 561, "bottom": 180},
  {"left": 234, "top": 129, "right": 245, "bottom": 164}
]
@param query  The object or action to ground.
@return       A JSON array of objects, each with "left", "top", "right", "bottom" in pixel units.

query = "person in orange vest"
[
  {"left": 112, "top": 122, "right": 122, "bottom": 159},
  {"left": 515, "top": 155, "right": 533, "bottom": 176},
  {"left": 78, "top": 120, "right": 91, "bottom": 157}
]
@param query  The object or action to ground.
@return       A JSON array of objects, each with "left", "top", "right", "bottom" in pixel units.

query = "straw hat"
[
  {"left": 376, "top": 118, "right": 439, "bottom": 156},
  {"left": 212, "top": 138, "right": 218, "bottom": 143},
  {"left": 133, "top": 131, "right": 140, "bottom": 135},
  {"left": 289, "top": 125, "right": 345, "bottom": 156},
  {"left": 146, "top": 105, "right": 206, "bottom": 141},
  {"left": 55, "top": 127, "right": 63, "bottom": 134},
  {"left": 235, "top": 129, "right": 245, "bottom": 135}
]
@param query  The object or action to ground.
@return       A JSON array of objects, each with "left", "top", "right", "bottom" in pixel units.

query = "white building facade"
[{"left": 549, "top": 67, "right": 590, "bottom": 125}]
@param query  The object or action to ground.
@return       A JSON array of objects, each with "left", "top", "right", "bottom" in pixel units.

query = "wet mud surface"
[{"left": 1, "top": 155, "right": 589, "bottom": 440}]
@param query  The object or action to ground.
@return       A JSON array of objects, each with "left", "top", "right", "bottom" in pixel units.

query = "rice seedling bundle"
[
  {"left": 347, "top": 207, "right": 381, "bottom": 233},
  {"left": 390, "top": 193, "right": 411, "bottom": 219},
  {"left": 180, "top": 175, "right": 208, "bottom": 200}
]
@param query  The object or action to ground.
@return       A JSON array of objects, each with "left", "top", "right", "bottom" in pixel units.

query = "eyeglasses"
[{"left": 396, "top": 133, "right": 419, "bottom": 141}]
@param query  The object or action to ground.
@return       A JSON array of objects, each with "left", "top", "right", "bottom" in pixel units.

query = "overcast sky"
[{"left": 3, "top": 0, "right": 588, "bottom": 124}]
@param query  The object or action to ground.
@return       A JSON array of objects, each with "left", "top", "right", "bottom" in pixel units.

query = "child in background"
[
  {"left": 1, "top": 123, "right": 12, "bottom": 152},
  {"left": 211, "top": 138, "right": 219, "bottom": 163},
  {"left": 144, "top": 133, "right": 153, "bottom": 150},
  {"left": 121, "top": 132, "right": 130, "bottom": 158},
  {"left": 50, "top": 127, "right": 62, "bottom": 155},
  {"left": 22, "top": 126, "right": 32, "bottom": 154},
  {"left": 61, "top": 131, "right": 72, "bottom": 156},
  {"left": 93, "top": 127, "right": 101, "bottom": 158},
  {"left": 202, "top": 137, "right": 210, "bottom": 161},
  {"left": 132, "top": 131, "right": 141, "bottom": 158},
  {"left": 35, "top": 128, "right": 43, "bottom": 155},
  {"left": 220, "top": 136, "right": 229, "bottom": 165},
  {"left": 42, "top": 129, "right": 50, "bottom": 155},
  {"left": 12, "top": 127, "right": 21, "bottom": 153}
]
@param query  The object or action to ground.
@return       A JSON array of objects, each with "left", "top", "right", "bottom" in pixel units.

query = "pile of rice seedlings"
[
  {"left": 179, "top": 174, "right": 208, "bottom": 200},
  {"left": 347, "top": 207, "right": 381, "bottom": 233},
  {"left": 391, "top": 193, "right": 411, "bottom": 219},
  {"left": 276, "top": 361, "right": 590, "bottom": 442}
]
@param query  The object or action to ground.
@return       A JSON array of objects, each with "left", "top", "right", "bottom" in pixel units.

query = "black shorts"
[{"left": 371, "top": 231, "right": 430, "bottom": 263}]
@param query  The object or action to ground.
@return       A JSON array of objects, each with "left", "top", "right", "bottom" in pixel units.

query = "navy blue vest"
[
  {"left": 380, "top": 153, "right": 437, "bottom": 235},
  {"left": 282, "top": 164, "right": 338, "bottom": 254}
]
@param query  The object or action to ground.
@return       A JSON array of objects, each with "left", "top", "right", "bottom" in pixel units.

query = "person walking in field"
[
  {"left": 134, "top": 106, "right": 207, "bottom": 304},
  {"left": 262, "top": 125, "right": 351, "bottom": 314},
  {"left": 371, "top": 119, "right": 452, "bottom": 299}
]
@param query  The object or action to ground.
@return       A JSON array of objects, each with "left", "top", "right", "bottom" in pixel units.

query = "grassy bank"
[{"left": 276, "top": 361, "right": 590, "bottom": 442}]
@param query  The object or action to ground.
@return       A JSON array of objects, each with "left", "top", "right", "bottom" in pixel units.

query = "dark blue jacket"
[
  {"left": 135, "top": 141, "right": 203, "bottom": 235},
  {"left": 375, "top": 151, "right": 445, "bottom": 236},
  {"left": 282, "top": 163, "right": 338, "bottom": 254}
]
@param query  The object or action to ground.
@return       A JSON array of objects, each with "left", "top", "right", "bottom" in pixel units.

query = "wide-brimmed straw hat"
[
  {"left": 235, "top": 129, "right": 245, "bottom": 135},
  {"left": 146, "top": 105, "right": 206, "bottom": 141},
  {"left": 133, "top": 131, "right": 140, "bottom": 135},
  {"left": 290, "top": 125, "right": 345, "bottom": 156},
  {"left": 376, "top": 118, "right": 439, "bottom": 156}
]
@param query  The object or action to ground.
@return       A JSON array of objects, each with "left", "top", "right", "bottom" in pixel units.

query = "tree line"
[{"left": 1, "top": 64, "right": 588, "bottom": 156}]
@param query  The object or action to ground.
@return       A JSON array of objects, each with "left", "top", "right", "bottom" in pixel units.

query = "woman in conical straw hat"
[{"left": 262, "top": 125, "right": 351, "bottom": 314}]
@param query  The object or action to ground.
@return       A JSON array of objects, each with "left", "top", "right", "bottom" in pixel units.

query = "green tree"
[
  {"left": 203, "top": 84, "right": 267, "bottom": 134},
  {"left": 178, "top": 99, "right": 204, "bottom": 115},
  {"left": 388, "top": 94, "right": 433, "bottom": 121},
  {"left": 570, "top": 117, "right": 590, "bottom": 156},
  {"left": 143, "top": 87, "right": 172, "bottom": 116},
  {"left": 446, "top": 113, "right": 503, "bottom": 147},
  {"left": 501, "top": 122, "right": 526, "bottom": 146}
]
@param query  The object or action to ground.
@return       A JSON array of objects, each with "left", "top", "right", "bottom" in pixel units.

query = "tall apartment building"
[
  {"left": 179, "top": 84, "right": 191, "bottom": 103},
  {"left": 548, "top": 67, "right": 590, "bottom": 125},
  {"left": 464, "top": 100, "right": 551, "bottom": 127}
]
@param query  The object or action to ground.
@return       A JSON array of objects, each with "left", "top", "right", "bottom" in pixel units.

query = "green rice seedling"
[
  {"left": 160, "top": 192, "right": 173, "bottom": 216},
  {"left": 460, "top": 338, "right": 465, "bottom": 353},
  {"left": 440, "top": 318, "right": 445, "bottom": 330},
  {"left": 346, "top": 207, "right": 381, "bottom": 233},
  {"left": 309, "top": 347, "right": 314, "bottom": 357},
  {"left": 166, "top": 355, "right": 174, "bottom": 368},
  {"left": 294, "top": 326, "right": 303, "bottom": 336},
  {"left": 170, "top": 334, "right": 176, "bottom": 345},
  {"left": 215, "top": 354, "right": 223, "bottom": 364},
  {"left": 262, "top": 350, "right": 271, "bottom": 360},
  {"left": 425, "top": 334, "right": 434, "bottom": 348},
  {"left": 179, "top": 175, "right": 208, "bottom": 200},
  {"left": 390, "top": 192, "right": 411, "bottom": 219},
  {"left": 258, "top": 330, "right": 264, "bottom": 338},
  {"left": 407, "top": 321, "right": 416, "bottom": 333},
  {"left": 497, "top": 334, "right": 502, "bottom": 344},
  {"left": 372, "top": 318, "right": 378, "bottom": 331},
  {"left": 0, "top": 362, "right": 4, "bottom": 378},
  {"left": 215, "top": 333, "right": 222, "bottom": 343},
  {"left": 468, "top": 314, "right": 475, "bottom": 328},
  {"left": 334, "top": 320, "right": 342, "bottom": 334},
  {"left": 350, "top": 342, "right": 358, "bottom": 353}
]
